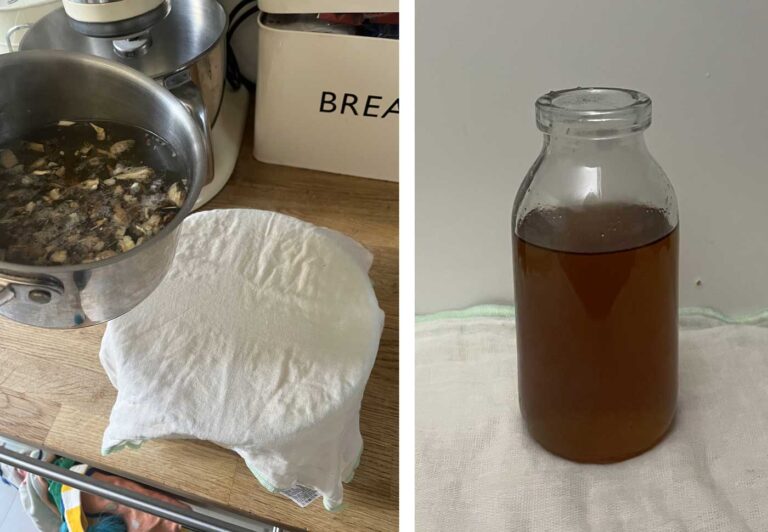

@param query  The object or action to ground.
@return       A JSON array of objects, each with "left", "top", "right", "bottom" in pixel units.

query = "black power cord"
[
  {"left": 225, "top": 0, "right": 260, "bottom": 92},
  {"left": 229, "top": 0, "right": 258, "bottom": 22}
]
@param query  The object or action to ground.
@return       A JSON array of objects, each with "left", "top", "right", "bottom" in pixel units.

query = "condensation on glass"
[{"left": 512, "top": 88, "right": 679, "bottom": 463}]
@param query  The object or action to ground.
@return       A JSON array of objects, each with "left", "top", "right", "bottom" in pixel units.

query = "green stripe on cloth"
[
  {"left": 415, "top": 304, "right": 515, "bottom": 323},
  {"left": 417, "top": 305, "right": 768, "bottom": 325}
]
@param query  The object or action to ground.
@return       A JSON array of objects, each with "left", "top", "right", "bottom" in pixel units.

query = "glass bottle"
[{"left": 512, "top": 88, "right": 679, "bottom": 463}]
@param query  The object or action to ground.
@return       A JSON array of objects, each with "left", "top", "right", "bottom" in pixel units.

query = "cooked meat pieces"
[{"left": 0, "top": 121, "right": 188, "bottom": 266}]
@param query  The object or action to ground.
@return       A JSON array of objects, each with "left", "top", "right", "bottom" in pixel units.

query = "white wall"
[{"left": 416, "top": 0, "right": 768, "bottom": 315}]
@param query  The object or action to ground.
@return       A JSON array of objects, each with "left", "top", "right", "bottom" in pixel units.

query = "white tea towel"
[
  {"left": 100, "top": 209, "right": 384, "bottom": 510},
  {"left": 416, "top": 306, "right": 768, "bottom": 531}
]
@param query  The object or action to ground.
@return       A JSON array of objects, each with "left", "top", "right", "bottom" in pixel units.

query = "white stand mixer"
[{"left": 202, "top": 83, "right": 248, "bottom": 209}]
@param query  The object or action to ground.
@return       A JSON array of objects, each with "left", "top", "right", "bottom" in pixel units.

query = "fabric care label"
[{"left": 280, "top": 485, "right": 321, "bottom": 508}]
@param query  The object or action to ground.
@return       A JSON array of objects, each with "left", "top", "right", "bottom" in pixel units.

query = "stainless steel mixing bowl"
[
  {"left": 0, "top": 50, "right": 207, "bottom": 328},
  {"left": 19, "top": 0, "right": 227, "bottom": 132}
]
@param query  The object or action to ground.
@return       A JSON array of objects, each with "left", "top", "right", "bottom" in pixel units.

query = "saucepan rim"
[{"left": 0, "top": 49, "right": 206, "bottom": 274}]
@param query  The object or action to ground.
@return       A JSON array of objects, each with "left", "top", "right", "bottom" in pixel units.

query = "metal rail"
[{"left": 0, "top": 446, "right": 288, "bottom": 532}]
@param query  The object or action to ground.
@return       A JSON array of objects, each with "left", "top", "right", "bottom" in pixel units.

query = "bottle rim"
[{"left": 536, "top": 87, "right": 652, "bottom": 137}]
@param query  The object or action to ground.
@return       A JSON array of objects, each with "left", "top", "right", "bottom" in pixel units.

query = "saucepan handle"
[
  {"left": 5, "top": 24, "right": 31, "bottom": 53},
  {"left": 0, "top": 273, "right": 64, "bottom": 308},
  {"left": 165, "top": 71, "right": 214, "bottom": 185}
]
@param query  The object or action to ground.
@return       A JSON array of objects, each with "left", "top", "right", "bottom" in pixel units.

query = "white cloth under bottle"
[{"left": 417, "top": 308, "right": 768, "bottom": 530}]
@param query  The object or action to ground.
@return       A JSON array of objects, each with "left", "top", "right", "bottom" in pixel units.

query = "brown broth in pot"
[{"left": 0, "top": 120, "right": 187, "bottom": 266}]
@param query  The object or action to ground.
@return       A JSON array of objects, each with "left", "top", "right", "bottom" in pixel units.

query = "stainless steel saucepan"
[{"left": 0, "top": 50, "right": 207, "bottom": 328}]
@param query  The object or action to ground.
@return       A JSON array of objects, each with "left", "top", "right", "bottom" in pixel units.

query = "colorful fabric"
[
  {"left": 61, "top": 467, "right": 89, "bottom": 532},
  {"left": 40, "top": 457, "right": 187, "bottom": 532},
  {"left": 0, "top": 445, "right": 133, "bottom": 532},
  {"left": 80, "top": 472, "right": 188, "bottom": 532},
  {"left": 50, "top": 461, "right": 127, "bottom": 532},
  {"left": 55, "top": 464, "right": 127, "bottom": 532},
  {"left": 48, "top": 457, "right": 78, "bottom": 511}
]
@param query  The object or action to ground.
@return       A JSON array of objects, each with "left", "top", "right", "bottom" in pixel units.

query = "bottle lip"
[{"left": 536, "top": 87, "right": 652, "bottom": 137}]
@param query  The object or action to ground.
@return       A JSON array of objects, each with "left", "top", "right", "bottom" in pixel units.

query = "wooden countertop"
[{"left": 0, "top": 124, "right": 399, "bottom": 531}]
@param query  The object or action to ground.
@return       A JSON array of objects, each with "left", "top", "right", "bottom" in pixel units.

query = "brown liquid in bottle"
[{"left": 513, "top": 203, "right": 678, "bottom": 463}]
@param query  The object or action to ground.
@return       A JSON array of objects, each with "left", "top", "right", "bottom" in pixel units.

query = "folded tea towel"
[
  {"left": 100, "top": 209, "right": 384, "bottom": 511},
  {"left": 416, "top": 306, "right": 768, "bottom": 531}
]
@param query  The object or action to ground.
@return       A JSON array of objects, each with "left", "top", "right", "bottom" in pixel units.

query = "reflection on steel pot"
[{"left": 0, "top": 50, "right": 207, "bottom": 329}]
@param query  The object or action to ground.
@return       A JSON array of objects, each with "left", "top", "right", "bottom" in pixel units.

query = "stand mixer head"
[{"left": 63, "top": 0, "right": 170, "bottom": 41}]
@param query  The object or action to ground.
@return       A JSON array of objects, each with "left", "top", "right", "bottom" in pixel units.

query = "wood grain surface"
[{"left": 0, "top": 121, "right": 399, "bottom": 531}]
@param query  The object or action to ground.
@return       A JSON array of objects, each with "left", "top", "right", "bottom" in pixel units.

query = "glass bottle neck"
[{"left": 543, "top": 130, "right": 649, "bottom": 156}]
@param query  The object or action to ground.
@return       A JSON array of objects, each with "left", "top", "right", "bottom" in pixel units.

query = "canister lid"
[
  {"left": 258, "top": 0, "right": 398, "bottom": 14},
  {"left": 20, "top": 0, "right": 226, "bottom": 79}
]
